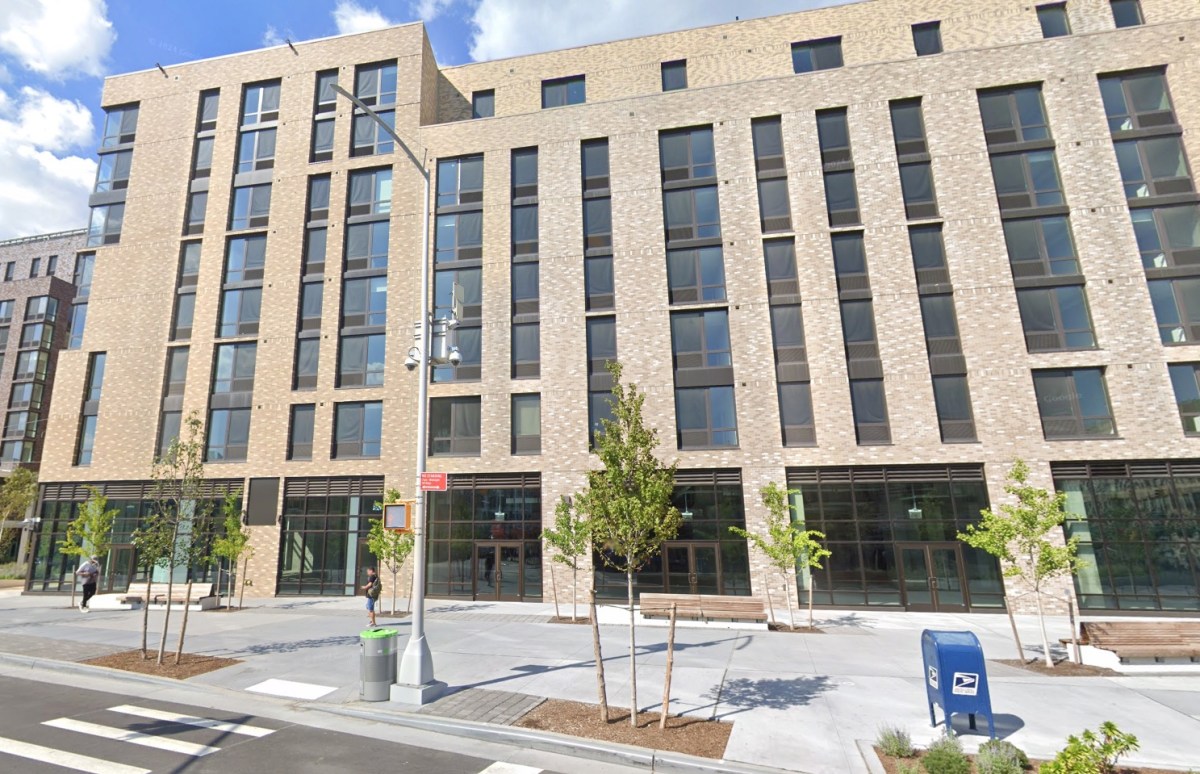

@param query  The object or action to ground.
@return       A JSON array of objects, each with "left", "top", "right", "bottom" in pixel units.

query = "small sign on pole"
[
  {"left": 420, "top": 472, "right": 447, "bottom": 491},
  {"left": 384, "top": 501, "right": 413, "bottom": 532}
]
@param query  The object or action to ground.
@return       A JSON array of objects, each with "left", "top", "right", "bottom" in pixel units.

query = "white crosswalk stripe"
[
  {"left": 478, "top": 764, "right": 544, "bottom": 773},
  {"left": 43, "top": 717, "right": 222, "bottom": 756},
  {"left": 108, "top": 704, "right": 276, "bottom": 737},
  {"left": 0, "top": 736, "right": 150, "bottom": 774}
]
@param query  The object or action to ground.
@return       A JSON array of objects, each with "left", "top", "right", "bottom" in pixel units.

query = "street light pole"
[{"left": 331, "top": 84, "right": 445, "bottom": 704}]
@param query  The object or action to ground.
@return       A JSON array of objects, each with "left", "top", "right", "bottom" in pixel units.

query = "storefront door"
[
  {"left": 474, "top": 542, "right": 524, "bottom": 601},
  {"left": 103, "top": 545, "right": 136, "bottom": 593},
  {"left": 898, "top": 542, "right": 969, "bottom": 612},
  {"left": 664, "top": 541, "right": 722, "bottom": 595}
]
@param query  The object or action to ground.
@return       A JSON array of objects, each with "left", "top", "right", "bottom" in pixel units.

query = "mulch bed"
[
  {"left": 83, "top": 649, "right": 240, "bottom": 680},
  {"left": 993, "top": 658, "right": 1119, "bottom": 676},
  {"left": 768, "top": 623, "right": 823, "bottom": 634},
  {"left": 549, "top": 616, "right": 592, "bottom": 625},
  {"left": 516, "top": 698, "right": 731, "bottom": 759}
]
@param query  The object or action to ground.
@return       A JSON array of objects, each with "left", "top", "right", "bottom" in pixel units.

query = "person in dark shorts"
[
  {"left": 76, "top": 556, "right": 101, "bottom": 612},
  {"left": 361, "top": 567, "right": 382, "bottom": 627}
]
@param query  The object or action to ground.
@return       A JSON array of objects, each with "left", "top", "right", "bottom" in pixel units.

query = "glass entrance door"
[
  {"left": 104, "top": 545, "right": 135, "bottom": 593},
  {"left": 474, "top": 542, "right": 524, "bottom": 601},
  {"left": 664, "top": 542, "right": 722, "bottom": 594},
  {"left": 897, "top": 542, "right": 969, "bottom": 612}
]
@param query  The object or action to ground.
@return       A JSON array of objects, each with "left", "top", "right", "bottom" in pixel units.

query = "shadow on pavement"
[
  {"left": 947, "top": 711, "right": 1025, "bottom": 740},
  {"left": 229, "top": 634, "right": 361, "bottom": 656},
  {"left": 702, "top": 675, "right": 833, "bottom": 719}
]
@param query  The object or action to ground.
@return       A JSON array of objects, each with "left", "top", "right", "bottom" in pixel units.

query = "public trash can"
[
  {"left": 360, "top": 628, "right": 398, "bottom": 702},
  {"left": 921, "top": 629, "right": 995, "bottom": 737}
]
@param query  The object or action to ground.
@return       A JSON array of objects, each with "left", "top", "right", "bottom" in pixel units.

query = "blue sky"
[{"left": 0, "top": 0, "right": 845, "bottom": 240}]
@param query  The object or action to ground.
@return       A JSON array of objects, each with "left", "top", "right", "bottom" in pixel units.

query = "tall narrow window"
[
  {"left": 661, "top": 60, "right": 687, "bottom": 91},
  {"left": 1037, "top": 3, "right": 1071, "bottom": 38},
  {"left": 911, "top": 21, "right": 942, "bottom": 56},
  {"left": 512, "top": 394, "right": 541, "bottom": 454},
  {"left": 472, "top": 90, "right": 494, "bottom": 119},
  {"left": 333, "top": 401, "right": 383, "bottom": 458},
  {"left": 288, "top": 404, "right": 316, "bottom": 460},
  {"left": 1110, "top": 0, "right": 1143, "bottom": 27}
]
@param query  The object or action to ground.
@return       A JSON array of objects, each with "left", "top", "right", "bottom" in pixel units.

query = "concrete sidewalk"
[{"left": 1, "top": 588, "right": 1198, "bottom": 773}]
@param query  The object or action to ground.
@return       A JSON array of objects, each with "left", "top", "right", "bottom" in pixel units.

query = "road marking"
[
  {"left": 108, "top": 704, "right": 275, "bottom": 737},
  {"left": 0, "top": 735, "right": 150, "bottom": 774},
  {"left": 43, "top": 717, "right": 221, "bottom": 757},
  {"left": 478, "top": 764, "right": 543, "bottom": 774},
  {"left": 245, "top": 677, "right": 336, "bottom": 700}
]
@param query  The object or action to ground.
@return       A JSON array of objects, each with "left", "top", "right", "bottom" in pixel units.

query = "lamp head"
[{"left": 404, "top": 346, "right": 421, "bottom": 371}]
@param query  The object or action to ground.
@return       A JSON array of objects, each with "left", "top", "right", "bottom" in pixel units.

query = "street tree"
[
  {"left": 542, "top": 496, "right": 591, "bottom": 621},
  {"left": 148, "top": 411, "right": 219, "bottom": 665},
  {"left": 0, "top": 467, "right": 38, "bottom": 565},
  {"left": 730, "top": 482, "right": 831, "bottom": 629},
  {"left": 58, "top": 486, "right": 119, "bottom": 609},
  {"left": 131, "top": 510, "right": 173, "bottom": 659},
  {"left": 211, "top": 492, "right": 251, "bottom": 610},
  {"left": 958, "top": 459, "right": 1084, "bottom": 667},
  {"left": 367, "top": 506, "right": 415, "bottom": 616},
  {"left": 573, "top": 362, "right": 680, "bottom": 726}
]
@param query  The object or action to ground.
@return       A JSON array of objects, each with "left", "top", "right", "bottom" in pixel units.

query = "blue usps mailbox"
[{"left": 921, "top": 629, "right": 995, "bottom": 737}]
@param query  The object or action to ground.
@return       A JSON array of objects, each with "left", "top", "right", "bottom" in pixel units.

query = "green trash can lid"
[{"left": 360, "top": 628, "right": 398, "bottom": 638}]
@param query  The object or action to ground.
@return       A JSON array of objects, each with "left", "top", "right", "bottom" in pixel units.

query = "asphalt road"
[{"left": 0, "top": 675, "right": 557, "bottom": 774}]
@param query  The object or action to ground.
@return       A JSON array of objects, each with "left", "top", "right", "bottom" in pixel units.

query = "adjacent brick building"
[{"left": 26, "top": 0, "right": 1200, "bottom": 615}]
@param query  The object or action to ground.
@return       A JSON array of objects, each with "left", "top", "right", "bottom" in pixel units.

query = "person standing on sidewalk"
[
  {"left": 361, "top": 567, "right": 382, "bottom": 627},
  {"left": 75, "top": 556, "right": 100, "bottom": 612}
]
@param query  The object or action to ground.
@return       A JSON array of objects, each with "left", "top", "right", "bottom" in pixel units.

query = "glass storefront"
[
  {"left": 425, "top": 473, "right": 542, "bottom": 601},
  {"left": 593, "top": 470, "right": 752, "bottom": 600},
  {"left": 277, "top": 477, "right": 382, "bottom": 595},
  {"left": 788, "top": 465, "right": 1004, "bottom": 610},
  {"left": 1055, "top": 460, "right": 1200, "bottom": 611},
  {"left": 30, "top": 481, "right": 238, "bottom": 593}
]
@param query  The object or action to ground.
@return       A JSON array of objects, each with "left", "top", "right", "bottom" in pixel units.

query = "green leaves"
[
  {"left": 579, "top": 362, "right": 680, "bottom": 574},
  {"left": 211, "top": 493, "right": 250, "bottom": 567},
  {"left": 366, "top": 517, "right": 414, "bottom": 573},
  {"left": 957, "top": 459, "right": 1084, "bottom": 591},
  {"left": 543, "top": 497, "right": 591, "bottom": 568},
  {"left": 732, "top": 482, "right": 830, "bottom": 574},
  {"left": 58, "top": 486, "right": 118, "bottom": 565}
]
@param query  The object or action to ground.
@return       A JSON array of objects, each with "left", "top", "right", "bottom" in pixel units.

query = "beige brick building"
[{"left": 26, "top": 0, "right": 1200, "bottom": 615}]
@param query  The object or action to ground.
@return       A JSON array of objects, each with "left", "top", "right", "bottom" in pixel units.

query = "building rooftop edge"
[{"left": 0, "top": 229, "right": 88, "bottom": 248}]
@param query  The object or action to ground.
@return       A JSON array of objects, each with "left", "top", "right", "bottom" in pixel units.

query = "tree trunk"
[
  {"left": 782, "top": 568, "right": 796, "bottom": 630},
  {"left": 808, "top": 573, "right": 816, "bottom": 630},
  {"left": 763, "top": 579, "right": 777, "bottom": 625},
  {"left": 551, "top": 562, "right": 561, "bottom": 620},
  {"left": 659, "top": 603, "right": 676, "bottom": 730},
  {"left": 174, "top": 580, "right": 193, "bottom": 665},
  {"left": 238, "top": 556, "right": 249, "bottom": 610},
  {"left": 590, "top": 589, "right": 609, "bottom": 722},
  {"left": 626, "top": 570, "right": 637, "bottom": 727},
  {"left": 141, "top": 576, "right": 152, "bottom": 658},
  {"left": 1005, "top": 596, "right": 1026, "bottom": 662},
  {"left": 158, "top": 523, "right": 181, "bottom": 665},
  {"left": 391, "top": 568, "right": 399, "bottom": 616},
  {"left": 69, "top": 568, "right": 77, "bottom": 609},
  {"left": 227, "top": 562, "right": 235, "bottom": 611},
  {"left": 572, "top": 564, "right": 578, "bottom": 622},
  {"left": 1035, "top": 589, "right": 1054, "bottom": 668}
]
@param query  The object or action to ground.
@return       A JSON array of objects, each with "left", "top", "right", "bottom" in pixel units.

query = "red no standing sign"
[{"left": 419, "top": 472, "right": 447, "bottom": 491}]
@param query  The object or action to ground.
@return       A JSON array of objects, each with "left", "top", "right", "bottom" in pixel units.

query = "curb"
[
  {"left": 319, "top": 703, "right": 799, "bottom": 774},
  {"left": 855, "top": 740, "right": 886, "bottom": 774},
  {"left": 0, "top": 651, "right": 192, "bottom": 690}
]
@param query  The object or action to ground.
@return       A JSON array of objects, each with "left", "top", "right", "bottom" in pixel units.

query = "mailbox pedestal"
[{"left": 921, "top": 629, "right": 995, "bottom": 737}]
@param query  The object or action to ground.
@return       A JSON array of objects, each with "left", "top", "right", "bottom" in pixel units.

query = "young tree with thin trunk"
[
  {"left": 211, "top": 492, "right": 250, "bottom": 610},
  {"left": 132, "top": 511, "right": 173, "bottom": 659},
  {"left": 959, "top": 459, "right": 1084, "bottom": 668},
  {"left": 731, "top": 482, "right": 831, "bottom": 630},
  {"left": 148, "top": 412, "right": 217, "bottom": 665},
  {"left": 543, "top": 497, "right": 591, "bottom": 622},
  {"left": 573, "top": 362, "right": 680, "bottom": 727},
  {"left": 0, "top": 467, "right": 37, "bottom": 568},
  {"left": 58, "top": 486, "right": 118, "bottom": 609},
  {"left": 367, "top": 516, "right": 415, "bottom": 616}
]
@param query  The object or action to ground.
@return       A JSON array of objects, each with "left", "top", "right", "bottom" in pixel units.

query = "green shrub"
[
  {"left": 922, "top": 732, "right": 970, "bottom": 774},
  {"left": 876, "top": 724, "right": 915, "bottom": 758},
  {"left": 976, "top": 738, "right": 1027, "bottom": 774},
  {"left": 0, "top": 561, "right": 27, "bottom": 580},
  {"left": 897, "top": 762, "right": 922, "bottom": 774},
  {"left": 1041, "top": 722, "right": 1139, "bottom": 774}
]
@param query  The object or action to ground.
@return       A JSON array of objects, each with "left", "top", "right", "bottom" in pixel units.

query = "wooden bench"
[
  {"left": 1080, "top": 621, "right": 1200, "bottom": 661},
  {"left": 125, "top": 582, "right": 218, "bottom": 609},
  {"left": 639, "top": 593, "right": 768, "bottom": 624}
]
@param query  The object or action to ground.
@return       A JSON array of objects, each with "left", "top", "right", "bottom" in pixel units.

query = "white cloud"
[
  {"left": 332, "top": 0, "right": 395, "bottom": 35},
  {"left": 468, "top": 0, "right": 847, "bottom": 62},
  {"left": 0, "top": 86, "right": 96, "bottom": 239},
  {"left": 0, "top": 0, "right": 115, "bottom": 79},
  {"left": 413, "top": 0, "right": 456, "bottom": 23},
  {"left": 262, "top": 25, "right": 285, "bottom": 47}
]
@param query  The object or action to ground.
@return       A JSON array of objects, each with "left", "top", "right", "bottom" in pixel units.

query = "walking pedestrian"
[
  {"left": 361, "top": 567, "right": 382, "bottom": 627},
  {"left": 76, "top": 555, "right": 101, "bottom": 612}
]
